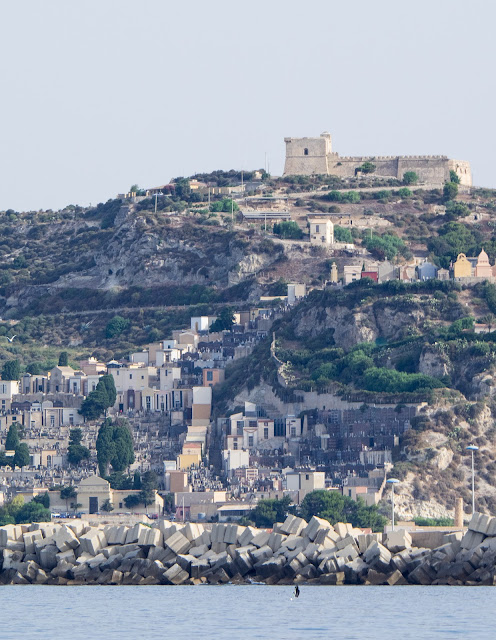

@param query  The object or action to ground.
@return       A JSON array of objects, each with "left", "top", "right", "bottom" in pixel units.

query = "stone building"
[
  {"left": 453, "top": 253, "right": 472, "bottom": 278},
  {"left": 308, "top": 218, "right": 334, "bottom": 245},
  {"left": 283, "top": 132, "right": 472, "bottom": 186}
]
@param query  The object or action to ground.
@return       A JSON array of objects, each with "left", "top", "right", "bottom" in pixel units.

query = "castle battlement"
[{"left": 283, "top": 132, "right": 472, "bottom": 186}]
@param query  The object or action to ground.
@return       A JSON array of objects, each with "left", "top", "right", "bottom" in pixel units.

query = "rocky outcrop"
[
  {"left": 292, "top": 301, "right": 433, "bottom": 352},
  {"left": 418, "top": 345, "right": 451, "bottom": 378},
  {"left": 1, "top": 513, "right": 496, "bottom": 586}
]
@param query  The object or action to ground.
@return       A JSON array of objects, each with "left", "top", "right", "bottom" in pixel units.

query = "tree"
[
  {"left": 14, "top": 501, "right": 51, "bottom": 524},
  {"left": 139, "top": 488, "right": 155, "bottom": 513},
  {"left": 427, "top": 221, "right": 479, "bottom": 268},
  {"left": 26, "top": 362, "right": 44, "bottom": 375},
  {"left": 60, "top": 486, "right": 77, "bottom": 512},
  {"left": 398, "top": 187, "right": 412, "bottom": 198},
  {"left": 58, "top": 352, "right": 69, "bottom": 366},
  {"left": 443, "top": 181, "right": 459, "bottom": 202},
  {"left": 210, "top": 198, "right": 239, "bottom": 213},
  {"left": 96, "top": 418, "right": 135, "bottom": 476},
  {"left": 363, "top": 232, "right": 406, "bottom": 261},
  {"left": 334, "top": 226, "right": 353, "bottom": 243},
  {"left": 5, "top": 423, "right": 20, "bottom": 451},
  {"left": 272, "top": 221, "right": 303, "bottom": 239},
  {"left": 71, "top": 502, "right": 82, "bottom": 514},
  {"left": 249, "top": 496, "right": 293, "bottom": 528},
  {"left": 133, "top": 470, "right": 142, "bottom": 489},
  {"left": 402, "top": 171, "right": 418, "bottom": 185},
  {"left": 32, "top": 492, "right": 50, "bottom": 509},
  {"left": 358, "top": 161, "right": 376, "bottom": 174},
  {"left": 2, "top": 360, "right": 20, "bottom": 381},
  {"left": 299, "top": 490, "right": 386, "bottom": 532},
  {"left": 449, "top": 170, "right": 461, "bottom": 184},
  {"left": 67, "top": 428, "right": 90, "bottom": 465},
  {"left": 13, "top": 443, "right": 30, "bottom": 468},
  {"left": 79, "top": 377, "right": 114, "bottom": 421},
  {"left": 105, "top": 316, "right": 130, "bottom": 339},
  {"left": 101, "top": 499, "right": 114, "bottom": 512},
  {"left": 124, "top": 494, "right": 142, "bottom": 511},
  {"left": 106, "top": 471, "right": 134, "bottom": 490},
  {"left": 100, "top": 374, "right": 117, "bottom": 408},
  {"left": 481, "top": 313, "right": 496, "bottom": 332},
  {"left": 444, "top": 200, "right": 470, "bottom": 220},
  {"left": 209, "top": 307, "right": 235, "bottom": 332}
]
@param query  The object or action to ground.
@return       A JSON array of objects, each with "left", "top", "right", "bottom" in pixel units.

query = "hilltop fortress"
[{"left": 283, "top": 132, "right": 472, "bottom": 186}]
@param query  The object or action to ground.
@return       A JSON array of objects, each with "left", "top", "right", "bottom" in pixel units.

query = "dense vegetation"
[{"left": 246, "top": 490, "right": 386, "bottom": 532}]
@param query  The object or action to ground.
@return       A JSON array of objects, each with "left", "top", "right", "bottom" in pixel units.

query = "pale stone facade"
[
  {"left": 475, "top": 249, "right": 493, "bottom": 278},
  {"left": 283, "top": 132, "right": 472, "bottom": 186},
  {"left": 308, "top": 218, "right": 334, "bottom": 245}
]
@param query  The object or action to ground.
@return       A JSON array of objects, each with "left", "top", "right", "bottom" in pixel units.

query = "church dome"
[{"left": 478, "top": 248, "right": 490, "bottom": 265}]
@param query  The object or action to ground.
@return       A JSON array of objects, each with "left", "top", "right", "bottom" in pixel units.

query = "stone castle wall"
[{"left": 283, "top": 133, "right": 472, "bottom": 186}]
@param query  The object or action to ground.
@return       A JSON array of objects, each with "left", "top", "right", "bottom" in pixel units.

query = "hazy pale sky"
[{"left": 1, "top": 0, "right": 493, "bottom": 211}]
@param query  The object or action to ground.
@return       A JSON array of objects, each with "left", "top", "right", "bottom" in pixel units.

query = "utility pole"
[{"left": 154, "top": 193, "right": 158, "bottom": 214}]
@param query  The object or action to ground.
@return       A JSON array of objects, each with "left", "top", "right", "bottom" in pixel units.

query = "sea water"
[{"left": 2, "top": 585, "right": 495, "bottom": 640}]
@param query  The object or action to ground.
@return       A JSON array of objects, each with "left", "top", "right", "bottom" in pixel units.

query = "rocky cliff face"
[
  {"left": 292, "top": 299, "right": 431, "bottom": 351},
  {"left": 1, "top": 209, "right": 286, "bottom": 313}
]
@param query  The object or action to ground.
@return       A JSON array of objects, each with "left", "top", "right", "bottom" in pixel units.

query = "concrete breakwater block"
[{"left": 0, "top": 513, "right": 496, "bottom": 586}]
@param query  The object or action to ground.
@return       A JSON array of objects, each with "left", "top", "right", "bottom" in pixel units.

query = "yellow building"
[
  {"left": 453, "top": 253, "right": 472, "bottom": 278},
  {"left": 177, "top": 453, "right": 201, "bottom": 470}
]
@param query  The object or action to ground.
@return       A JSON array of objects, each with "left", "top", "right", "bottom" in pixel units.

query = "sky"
[{"left": 0, "top": 0, "right": 494, "bottom": 211}]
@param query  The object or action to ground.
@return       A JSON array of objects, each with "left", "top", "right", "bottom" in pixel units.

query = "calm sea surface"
[{"left": 2, "top": 585, "right": 495, "bottom": 640}]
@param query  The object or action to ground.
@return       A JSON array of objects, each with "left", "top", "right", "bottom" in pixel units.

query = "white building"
[
  {"left": 309, "top": 218, "right": 334, "bottom": 245},
  {"left": 222, "top": 448, "right": 250, "bottom": 476}
]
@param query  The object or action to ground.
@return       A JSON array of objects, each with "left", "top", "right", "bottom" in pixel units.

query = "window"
[
  {"left": 141, "top": 375, "right": 144, "bottom": 380},
  {"left": 304, "top": 148, "right": 309, "bottom": 155},
  {"left": 248, "top": 436, "right": 254, "bottom": 447},
  {"left": 129, "top": 374, "right": 133, "bottom": 379},
  {"left": 233, "top": 440, "right": 238, "bottom": 450},
  {"left": 290, "top": 427, "right": 296, "bottom": 437},
  {"left": 206, "top": 371, "right": 213, "bottom": 381},
  {"left": 264, "top": 428, "right": 269, "bottom": 439},
  {"left": 306, "top": 474, "right": 309, "bottom": 480},
  {"left": 315, "top": 225, "right": 320, "bottom": 233},
  {"left": 50, "top": 415, "right": 55, "bottom": 427},
  {"left": 146, "top": 397, "right": 151, "bottom": 410},
  {"left": 69, "top": 415, "right": 74, "bottom": 425}
]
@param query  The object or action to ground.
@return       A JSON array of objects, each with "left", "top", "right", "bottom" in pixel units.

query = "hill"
[{"left": 3, "top": 171, "right": 496, "bottom": 519}]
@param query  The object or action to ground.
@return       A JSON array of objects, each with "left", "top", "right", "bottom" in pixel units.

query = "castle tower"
[
  {"left": 283, "top": 132, "right": 472, "bottom": 186},
  {"left": 283, "top": 132, "right": 334, "bottom": 176}
]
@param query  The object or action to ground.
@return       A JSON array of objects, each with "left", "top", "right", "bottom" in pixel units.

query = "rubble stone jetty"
[{"left": 1, "top": 512, "right": 496, "bottom": 586}]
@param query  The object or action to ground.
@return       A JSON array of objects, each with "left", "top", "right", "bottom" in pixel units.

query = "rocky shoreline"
[{"left": 1, "top": 512, "right": 495, "bottom": 586}]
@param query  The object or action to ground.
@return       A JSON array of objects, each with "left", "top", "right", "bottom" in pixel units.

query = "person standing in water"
[{"left": 294, "top": 585, "right": 300, "bottom": 598}]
